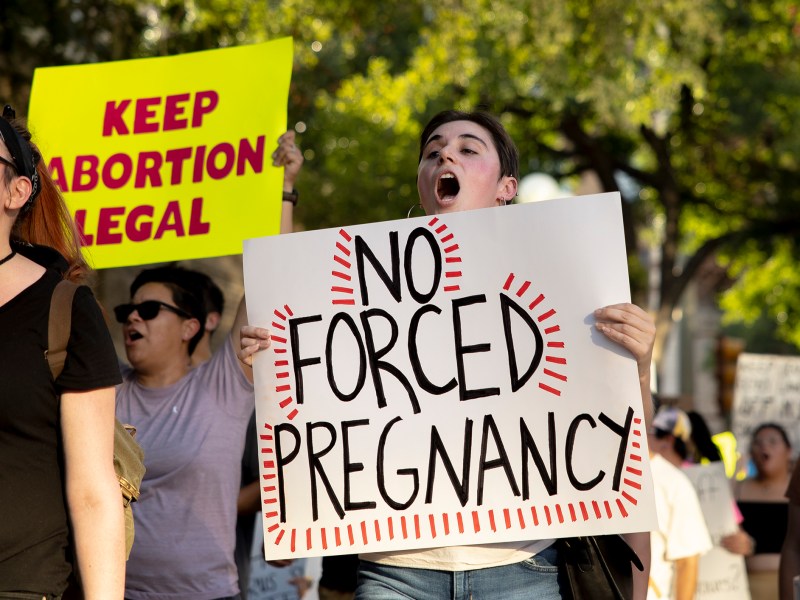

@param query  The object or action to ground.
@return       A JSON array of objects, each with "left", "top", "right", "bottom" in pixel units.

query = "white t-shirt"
[
  {"left": 648, "top": 453, "right": 713, "bottom": 599},
  {"left": 361, "top": 538, "right": 554, "bottom": 571}
]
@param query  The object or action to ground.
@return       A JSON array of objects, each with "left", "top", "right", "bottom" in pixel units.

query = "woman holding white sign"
[{"left": 239, "top": 110, "right": 656, "bottom": 600}]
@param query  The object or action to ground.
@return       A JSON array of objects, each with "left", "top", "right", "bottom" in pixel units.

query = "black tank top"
[{"left": 737, "top": 501, "right": 789, "bottom": 554}]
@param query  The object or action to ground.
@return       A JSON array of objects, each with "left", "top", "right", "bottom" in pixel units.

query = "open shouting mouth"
[{"left": 437, "top": 172, "right": 460, "bottom": 201}]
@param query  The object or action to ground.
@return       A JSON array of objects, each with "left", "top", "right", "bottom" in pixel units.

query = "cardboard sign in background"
[
  {"left": 244, "top": 193, "right": 657, "bottom": 559},
  {"left": 731, "top": 353, "right": 800, "bottom": 462},
  {"left": 28, "top": 38, "right": 293, "bottom": 269}
]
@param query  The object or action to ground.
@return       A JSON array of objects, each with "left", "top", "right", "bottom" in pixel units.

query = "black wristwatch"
[{"left": 282, "top": 189, "right": 299, "bottom": 206}]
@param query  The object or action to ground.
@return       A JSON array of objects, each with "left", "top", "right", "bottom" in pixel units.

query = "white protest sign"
[
  {"left": 731, "top": 353, "right": 800, "bottom": 457},
  {"left": 683, "top": 463, "right": 750, "bottom": 600},
  {"left": 244, "top": 193, "right": 657, "bottom": 559}
]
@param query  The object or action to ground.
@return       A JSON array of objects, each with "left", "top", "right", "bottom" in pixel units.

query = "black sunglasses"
[
  {"left": 0, "top": 155, "right": 17, "bottom": 172},
  {"left": 114, "top": 300, "right": 192, "bottom": 323}
]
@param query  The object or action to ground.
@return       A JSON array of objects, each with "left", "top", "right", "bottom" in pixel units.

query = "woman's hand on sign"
[
  {"left": 273, "top": 130, "right": 304, "bottom": 192},
  {"left": 593, "top": 303, "right": 655, "bottom": 379},
  {"left": 238, "top": 325, "right": 271, "bottom": 367}
]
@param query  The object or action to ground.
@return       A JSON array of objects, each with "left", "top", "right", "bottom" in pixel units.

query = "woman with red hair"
[{"left": 0, "top": 105, "right": 124, "bottom": 598}]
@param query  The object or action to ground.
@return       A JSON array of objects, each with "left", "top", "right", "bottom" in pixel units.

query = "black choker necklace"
[{"left": 0, "top": 249, "right": 16, "bottom": 267}]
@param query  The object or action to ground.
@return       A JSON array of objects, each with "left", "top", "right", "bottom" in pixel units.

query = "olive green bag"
[{"left": 47, "top": 279, "right": 145, "bottom": 560}]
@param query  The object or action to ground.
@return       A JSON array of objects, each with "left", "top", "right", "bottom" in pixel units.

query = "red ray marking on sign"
[
  {"left": 335, "top": 527, "right": 341, "bottom": 547},
  {"left": 629, "top": 453, "right": 642, "bottom": 462},
  {"left": 445, "top": 271, "right": 462, "bottom": 278},
  {"left": 333, "top": 299, "right": 356, "bottom": 305},
  {"left": 592, "top": 501, "right": 602, "bottom": 519},
  {"left": 339, "top": 229, "right": 352, "bottom": 242},
  {"left": 435, "top": 224, "right": 447, "bottom": 234},
  {"left": 457, "top": 512, "right": 465, "bottom": 533},
  {"left": 274, "top": 309, "right": 287, "bottom": 320},
  {"left": 580, "top": 502, "right": 589, "bottom": 521},
  {"left": 331, "top": 286, "right": 354, "bottom": 294},
  {"left": 284, "top": 305, "right": 293, "bottom": 317},
  {"left": 632, "top": 429, "right": 641, "bottom": 437},
  {"left": 262, "top": 498, "right": 277, "bottom": 505},
  {"left": 568, "top": 504, "right": 576, "bottom": 522},
  {"left": 321, "top": 529, "right": 328, "bottom": 550},
  {"left": 604, "top": 501, "right": 613, "bottom": 519},
  {"left": 271, "top": 321, "right": 286, "bottom": 331},
  {"left": 445, "top": 256, "right": 462, "bottom": 263},
  {"left": 414, "top": 515, "right": 421, "bottom": 539},
  {"left": 634, "top": 417, "right": 642, "bottom": 424},
  {"left": 617, "top": 499, "right": 629, "bottom": 517},
  {"left": 336, "top": 241, "right": 351, "bottom": 256},
  {"left": 545, "top": 506, "right": 552, "bottom": 526},
  {"left": 622, "top": 490, "right": 638, "bottom": 505},
  {"left": 444, "top": 285, "right": 461, "bottom": 292},
  {"left": 547, "top": 341, "right": 564, "bottom": 348},
  {"left": 441, "top": 233, "right": 454, "bottom": 243},
  {"left": 539, "top": 382, "right": 561, "bottom": 396},
  {"left": 443, "top": 513, "right": 450, "bottom": 535},
  {"left": 274, "top": 348, "right": 286, "bottom": 354},
  {"left": 262, "top": 423, "right": 273, "bottom": 430},
  {"left": 263, "top": 461, "right": 274, "bottom": 468},
  {"left": 268, "top": 523, "right": 279, "bottom": 532},
  {"left": 333, "top": 255, "right": 351, "bottom": 269},
  {"left": 517, "top": 508, "right": 526, "bottom": 528},
  {"left": 472, "top": 511, "right": 480, "bottom": 533},
  {"left": 503, "top": 508, "right": 511, "bottom": 529},
  {"left": 626, "top": 466, "right": 643, "bottom": 476},
  {"left": 428, "top": 217, "right": 439, "bottom": 226},
  {"left": 291, "top": 529, "right": 296, "bottom": 553},
  {"left": 262, "top": 473, "right": 276, "bottom": 480},
  {"left": 332, "top": 271, "right": 352, "bottom": 281},
  {"left": 531, "top": 506, "right": 539, "bottom": 526},
  {"left": 556, "top": 504, "right": 564, "bottom": 523},
  {"left": 276, "top": 385, "right": 290, "bottom": 393},
  {"left": 503, "top": 273, "right": 515, "bottom": 290},
  {"left": 347, "top": 524, "right": 354, "bottom": 545},
  {"left": 276, "top": 372, "right": 289, "bottom": 379},
  {"left": 260, "top": 447, "right": 273, "bottom": 454},
  {"left": 528, "top": 293, "right": 544, "bottom": 310},
  {"left": 259, "top": 434, "right": 273, "bottom": 441},
  {"left": 274, "top": 359, "right": 288, "bottom": 367},
  {"left": 263, "top": 485, "right": 276, "bottom": 492},
  {"left": 275, "top": 530, "right": 285, "bottom": 545},
  {"left": 287, "top": 409, "right": 298, "bottom": 420},
  {"left": 374, "top": 519, "right": 381, "bottom": 542},
  {"left": 516, "top": 281, "right": 531, "bottom": 297},
  {"left": 444, "top": 244, "right": 460, "bottom": 253},
  {"left": 271, "top": 335, "right": 287, "bottom": 344},
  {"left": 544, "top": 368, "right": 567, "bottom": 382},
  {"left": 306, "top": 528, "right": 312, "bottom": 550},
  {"left": 632, "top": 441, "right": 641, "bottom": 449},
  {"left": 401, "top": 516, "right": 408, "bottom": 539},
  {"left": 279, "top": 397, "right": 293, "bottom": 408},
  {"left": 429, "top": 514, "right": 437, "bottom": 538},
  {"left": 545, "top": 356, "right": 567, "bottom": 364},
  {"left": 265, "top": 511, "right": 278, "bottom": 519},
  {"left": 544, "top": 325, "right": 560, "bottom": 334},
  {"left": 388, "top": 517, "right": 394, "bottom": 540},
  {"left": 489, "top": 510, "right": 497, "bottom": 532},
  {"left": 538, "top": 309, "right": 556, "bottom": 322}
]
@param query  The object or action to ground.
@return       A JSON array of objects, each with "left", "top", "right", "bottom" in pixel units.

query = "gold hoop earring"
[{"left": 406, "top": 203, "right": 424, "bottom": 218}]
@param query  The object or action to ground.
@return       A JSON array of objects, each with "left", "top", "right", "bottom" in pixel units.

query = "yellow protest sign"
[{"left": 28, "top": 38, "right": 293, "bottom": 269}]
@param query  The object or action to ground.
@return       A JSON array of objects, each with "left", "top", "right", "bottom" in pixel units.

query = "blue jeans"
[{"left": 355, "top": 545, "right": 564, "bottom": 600}]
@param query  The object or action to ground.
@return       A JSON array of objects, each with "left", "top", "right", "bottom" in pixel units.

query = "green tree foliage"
[{"left": 3, "top": 0, "right": 800, "bottom": 360}]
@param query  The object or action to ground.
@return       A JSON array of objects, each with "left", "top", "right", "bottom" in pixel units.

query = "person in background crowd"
[
  {"left": 779, "top": 457, "right": 800, "bottom": 600},
  {"left": 238, "top": 109, "right": 657, "bottom": 600},
  {"left": 114, "top": 132, "right": 299, "bottom": 600},
  {"left": 647, "top": 406, "right": 713, "bottom": 600},
  {"left": 0, "top": 106, "right": 124, "bottom": 598},
  {"left": 735, "top": 423, "right": 792, "bottom": 600}
]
